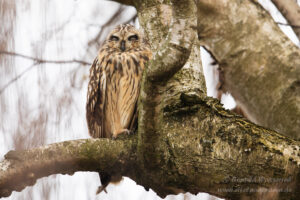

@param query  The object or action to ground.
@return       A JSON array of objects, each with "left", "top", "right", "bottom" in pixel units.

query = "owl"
[
  {"left": 86, "top": 24, "right": 152, "bottom": 193},
  {"left": 86, "top": 24, "right": 151, "bottom": 138}
]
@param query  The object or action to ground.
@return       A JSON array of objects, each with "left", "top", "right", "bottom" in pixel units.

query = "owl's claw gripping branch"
[{"left": 112, "top": 129, "right": 133, "bottom": 138}]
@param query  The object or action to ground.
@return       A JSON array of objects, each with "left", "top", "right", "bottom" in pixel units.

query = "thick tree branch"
[
  {"left": 0, "top": 81, "right": 299, "bottom": 199},
  {"left": 197, "top": 0, "right": 300, "bottom": 139},
  {"left": 0, "top": 137, "right": 137, "bottom": 197},
  {"left": 145, "top": 0, "right": 195, "bottom": 82},
  {"left": 270, "top": 0, "right": 300, "bottom": 41},
  {"left": 154, "top": 76, "right": 300, "bottom": 199}
]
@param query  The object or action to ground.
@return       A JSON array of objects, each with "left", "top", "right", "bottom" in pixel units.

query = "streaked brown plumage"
[
  {"left": 86, "top": 24, "right": 152, "bottom": 193},
  {"left": 86, "top": 24, "right": 151, "bottom": 139}
]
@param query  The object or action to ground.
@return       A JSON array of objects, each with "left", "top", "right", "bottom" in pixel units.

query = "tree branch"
[
  {"left": 145, "top": 0, "right": 195, "bottom": 82},
  {"left": 87, "top": 5, "right": 126, "bottom": 47},
  {"left": 0, "top": 51, "right": 91, "bottom": 94},
  {"left": 270, "top": 0, "right": 300, "bottom": 40},
  {"left": 0, "top": 51, "right": 91, "bottom": 66},
  {"left": 88, "top": 13, "right": 137, "bottom": 47},
  {"left": 0, "top": 136, "right": 137, "bottom": 197},
  {"left": 276, "top": 21, "right": 300, "bottom": 29},
  {"left": 136, "top": 0, "right": 199, "bottom": 184},
  {"left": 197, "top": 0, "right": 300, "bottom": 139},
  {"left": 0, "top": 81, "right": 299, "bottom": 199},
  {"left": 0, "top": 63, "right": 37, "bottom": 95}
]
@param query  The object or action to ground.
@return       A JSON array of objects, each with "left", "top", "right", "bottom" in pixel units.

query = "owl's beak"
[{"left": 120, "top": 40, "right": 126, "bottom": 52}]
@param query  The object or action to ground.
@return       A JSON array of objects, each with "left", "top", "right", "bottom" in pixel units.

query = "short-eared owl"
[
  {"left": 86, "top": 24, "right": 151, "bottom": 139},
  {"left": 86, "top": 24, "right": 152, "bottom": 193}
]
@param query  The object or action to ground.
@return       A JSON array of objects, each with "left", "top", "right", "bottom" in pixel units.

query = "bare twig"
[
  {"left": 0, "top": 51, "right": 92, "bottom": 95},
  {"left": 87, "top": 5, "right": 137, "bottom": 47},
  {"left": 276, "top": 21, "right": 300, "bottom": 29},
  {"left": 0, "top": 51, "right": 91, "bottom": 66},
  {"left": 0, "top": 62, "right": 37, "bottom": 95},
  {"left": 87, "top": 5, "right": 125, "bottom": 46},
  {"left": 271, "top": 0, "right": 300, "bottom": 40}
]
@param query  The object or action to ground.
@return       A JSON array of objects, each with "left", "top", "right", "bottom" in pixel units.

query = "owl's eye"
[
  {"left": 110, "top": 35, "right": 119, "bottom": 41},
  {"left": 128, "top": 35, "right": 138, "bottom": 41}
]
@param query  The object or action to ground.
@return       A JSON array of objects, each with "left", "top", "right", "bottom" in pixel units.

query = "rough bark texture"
[
  {"left": 0, "top": 137, "right": 138, "bottom": 197},
  {"left": 270, "top": 0, "right": 300, "bottom": 41},
  {"left": 1, "top": 0, "right": 300, "bottom": 200},
  {"left": 197, "top": 0, "right": 300, "bottom": 139},
  {"left": 1, "top": 71, "right": 299, "bottom": 199},
  {"left": 135, "top": 0, "right": 199, "bottom": 186}
]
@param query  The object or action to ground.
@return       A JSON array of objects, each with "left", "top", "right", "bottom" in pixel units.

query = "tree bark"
[
  {"left": 270, "top": 0, "right": 300, "bottom": 41},
  {"left": 197, "top": 0, "right": 300, "bottom": 139},
  {"left": 0, "top": 137, "right": 138, "bottom": 197},
  {"left": 1, "top": 0, "right": 300, "bottom": 200},
  {"left": 1, "top": 76, "right": 299, "bottom": 199}
]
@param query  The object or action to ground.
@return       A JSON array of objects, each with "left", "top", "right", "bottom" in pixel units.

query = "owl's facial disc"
[{"left": 107, "top": 26, "right": 141, "bottom": 52}]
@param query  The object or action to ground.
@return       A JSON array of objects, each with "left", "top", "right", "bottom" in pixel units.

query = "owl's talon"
[
  {"left": 127, "top": 130, "right": 134, "bottom": 135},
  {"left": 123, "top": 129, "right": 135, "bottom": 136},
  {"left": 112, "top": 129, "right": 133, "bottom": 139}
]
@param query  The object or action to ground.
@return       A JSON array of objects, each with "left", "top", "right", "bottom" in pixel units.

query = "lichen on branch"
[{"left": 0, "top": 137, "right": 137, "bottom": 198}]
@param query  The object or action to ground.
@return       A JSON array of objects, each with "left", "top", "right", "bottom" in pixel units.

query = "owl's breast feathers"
[{"left": 86, "top": 49, "right": 152, "bottom": 138}]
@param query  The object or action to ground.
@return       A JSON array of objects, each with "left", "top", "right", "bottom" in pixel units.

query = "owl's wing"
[
  {"left": 86, "top": 57, "right": 107, "bottom": 138},
  {"left": 129, "top": 102, "right": 138, "bottom": 132}
]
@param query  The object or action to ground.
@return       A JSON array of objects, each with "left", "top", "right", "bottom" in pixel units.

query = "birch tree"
[{"left": 0, "top": 0, "right": 299, "bottom": 200}]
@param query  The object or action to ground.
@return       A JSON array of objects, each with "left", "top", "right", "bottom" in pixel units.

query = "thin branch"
[
  {"left": 276, "top": 21, "right": 300, "bottom": 29},
  {"left": 0, "top": 62, "right": 37, "bottom": 95},
  {"left": 270, "top": 0, "right": 300, "bottom": 41},
  {"left": 87, "top": 5, "right": 137, "bottom": 47},
  {"left": 0, "top": 51, "right": 92, "bottom": 95},
  {"left": 87, "top": 5, "right": 126, "bottom": 47},
  {"left": 0, "top": 51, "right": 91, "bottom": 66}
]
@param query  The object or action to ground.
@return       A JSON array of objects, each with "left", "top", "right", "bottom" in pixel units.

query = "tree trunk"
[{"left": 197, "top": 0, "right": 300, "bottom": 139}]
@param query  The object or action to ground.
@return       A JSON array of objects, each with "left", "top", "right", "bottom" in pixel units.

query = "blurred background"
[{"left": 0, "top": 0, "right": 299, "bottom": 199}]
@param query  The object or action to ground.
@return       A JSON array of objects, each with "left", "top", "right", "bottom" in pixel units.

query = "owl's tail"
[
  {"left": 96, "top": 172, "right": 110, "bottom": 194},
  {"left": 96, "top": 172, "right": 123, "bottom": 194}
]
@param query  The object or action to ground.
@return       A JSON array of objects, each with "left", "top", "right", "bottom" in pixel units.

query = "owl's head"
[{"left": 104, "top": 24, "right": 147, "bottom": 52}]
